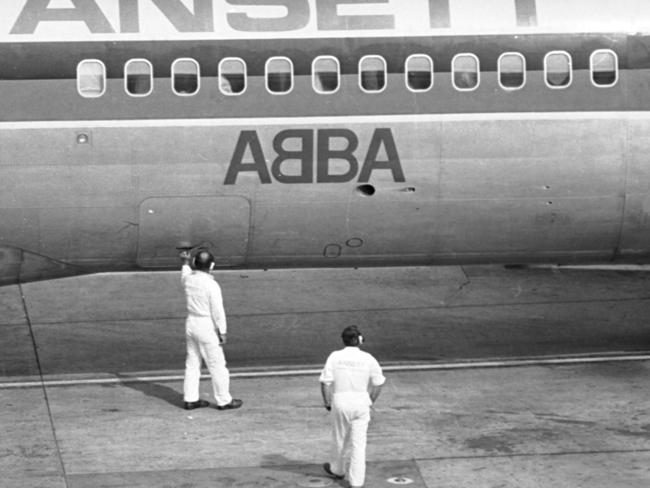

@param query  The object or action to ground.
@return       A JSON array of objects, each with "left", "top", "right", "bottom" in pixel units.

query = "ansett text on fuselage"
[
  {"left": 4, "top": 0, "right": 541, "bottom": 40},
  {"left": 6, "top": 1, "right": 650, "bottom": 42}
]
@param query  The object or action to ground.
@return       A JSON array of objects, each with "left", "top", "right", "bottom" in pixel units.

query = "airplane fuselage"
[{"left": 1, "top": 0, "right": 650, "bottom": 284}]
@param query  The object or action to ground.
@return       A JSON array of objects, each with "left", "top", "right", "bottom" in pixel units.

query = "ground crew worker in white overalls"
[
  {"left": 319, "top": 325, "right": 385, "bottom": 488},
  {"left": 179, "top": 248, "right": 243, "bottom": 411}
]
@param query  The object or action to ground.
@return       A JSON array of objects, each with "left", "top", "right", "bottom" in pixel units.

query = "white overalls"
[
  {"left": 181, "top": 265, "right": 232, "bottom": 407},
  {"left": 319, "top": 347, "right": 386, "bottom": 487}
]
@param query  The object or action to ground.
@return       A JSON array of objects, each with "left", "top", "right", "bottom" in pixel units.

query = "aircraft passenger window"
[
  {"left": 498, "top": 52, "right": 526, "bottom": 90},
  {"left": 591, "top": 50, "right": 618, "bottom": 87},
  {"left": 219, "top": 58, "right": 247, "bottom": 95},
  {"left": 77, "top": 60, "right": 106, "bottom": 98},
  {"left": 266, "top": 57, "right": 293, "bottom": 94},
  {"left": 544, "top": 51, "right": 572, "bottom": 89},
  {"left": 313, "top": 56, "right": 340, "bottom": 94},
  {"left": 172, "top": 58, "right": 200, "bottom": 96},
  {"left": 125, "top": 59, "right": 153, "bottom": 96},
  {"left": 405, "top": 54, "right": 433, "bottom": 92},
  {"left": 452, "top": 54, "right": 479, "bottom": 91},
  {"left": 359, "top": 55, "right": 386, "bottom": 93}
]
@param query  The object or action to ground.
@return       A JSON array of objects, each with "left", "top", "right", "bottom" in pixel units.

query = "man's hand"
[
  {"left": 369, "top": 384, "right": 383, "bottom": 405},
  {"left": 320, "top": 383, "right": 332, "bottom": 412},
  {"left": 218, "top": 332, "right": 227, "bottom": 345}
]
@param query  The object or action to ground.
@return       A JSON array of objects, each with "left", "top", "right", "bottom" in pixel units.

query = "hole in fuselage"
[{"left": 357, "top": 184, "right": 376, "bottom": 196}]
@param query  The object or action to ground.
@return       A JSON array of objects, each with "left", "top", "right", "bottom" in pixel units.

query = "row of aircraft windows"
[{"left": 77, "top": 49, "right": 619, "bottom": 98}]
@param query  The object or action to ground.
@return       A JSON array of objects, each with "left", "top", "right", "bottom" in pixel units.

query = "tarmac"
[{"left": 1, "top": 265, "right": 650, "bottom": 487}]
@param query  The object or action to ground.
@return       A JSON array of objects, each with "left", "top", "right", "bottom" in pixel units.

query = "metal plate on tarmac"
[{"left": 388, "top": 476, "right": 415, "bottom": 484}]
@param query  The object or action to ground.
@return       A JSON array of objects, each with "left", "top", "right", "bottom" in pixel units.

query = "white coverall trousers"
[
  {"left": 183, "top": 315, "right": 232, "bottom": 406},
  {"left": 329, "top": 397, "right": 371, "bottom": 487}
]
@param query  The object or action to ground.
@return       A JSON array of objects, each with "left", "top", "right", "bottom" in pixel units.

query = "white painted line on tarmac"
[
  {"left": 2, "top": 353, "right": 650, "bottom": 389},
  {"left": 380, "top": 354, "right": 650, "bottom": 371}
]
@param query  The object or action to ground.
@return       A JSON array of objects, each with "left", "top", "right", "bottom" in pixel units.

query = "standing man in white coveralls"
[
  {"left": 319, "top": 326, "right": 385, "bottom": 488},
  {"left": 179, "top": 249, "right": 243, "bottom": 411}
]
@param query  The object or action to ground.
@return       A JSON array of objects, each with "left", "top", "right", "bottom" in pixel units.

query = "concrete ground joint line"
[
  {"left": 24, "top": 293, "right": 650, "bottom": 327},
  {"left": 410, "top": 456, "right": 427, "bottom": 488},
  {"left": 414, "top": 447, "right": 650, "bottom": 463},
  {"left": 2, "top": 352, "right": 650, "bottom": 389},
  {"left": 18, "top": 282, "right": 71, "bottom": 487},
  {"left": 60, "top": 448, "right": 650, "bottom": 481},
  {"left": 439, "top": 269, "right": 471, "bottom": 304}
]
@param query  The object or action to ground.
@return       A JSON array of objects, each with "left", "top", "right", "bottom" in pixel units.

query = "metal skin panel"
[
  {"left": 618, "top": 119, "right": 650, "bottom": 260},
  {"left": 36, "top": 207, "right": 138, "bottom": 262},
  {"left": 0, "top": 113, "right": 633, "bottom": 281},
  {"left": 136, "top": 196, "right": 251, "bottom": 268},
  {"left": 438, "top": 118, "right": 626, "bottom": 199}
]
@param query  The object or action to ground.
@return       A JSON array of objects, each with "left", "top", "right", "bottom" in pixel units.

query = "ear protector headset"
[{"left": 355, "top": 327, "right": 364, "bottom": 345}]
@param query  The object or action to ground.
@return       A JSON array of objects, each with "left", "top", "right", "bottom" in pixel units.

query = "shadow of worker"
[
  {"left": 261, "top": 454, "right": 345, "bottom": 487},
  {"left": 115, "top": 373, "right": 184, "bottom": 409}
]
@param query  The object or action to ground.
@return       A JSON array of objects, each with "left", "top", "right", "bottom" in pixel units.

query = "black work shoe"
[
  {"left": 322, "top": 463, "right": 344, "bottom": 480},
  {"left": 216, "top": 399, "right": 243, "bottom": 410},
  {"left": 183, "top": 400, "right": 210, "bottom": 410}
]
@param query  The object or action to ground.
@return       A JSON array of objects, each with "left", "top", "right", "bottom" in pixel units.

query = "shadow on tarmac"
[
  {"left": 114, "top": 374, "right": 184, "bottom": 409},
  {"left": 260, "top": 455, "right": 347, "bottom": 488}
]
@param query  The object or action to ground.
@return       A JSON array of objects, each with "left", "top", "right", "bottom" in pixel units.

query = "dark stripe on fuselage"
[
  {"left": 0, "top": 32, "right": 646, "bottom": 121},
  {"left": 0, "top": 32, "right": 637, "bottom": 80}
]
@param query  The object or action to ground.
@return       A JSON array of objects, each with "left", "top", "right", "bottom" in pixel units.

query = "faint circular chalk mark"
[{"left": 346, "top": 238, "right": 364, "bottom": 248}]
